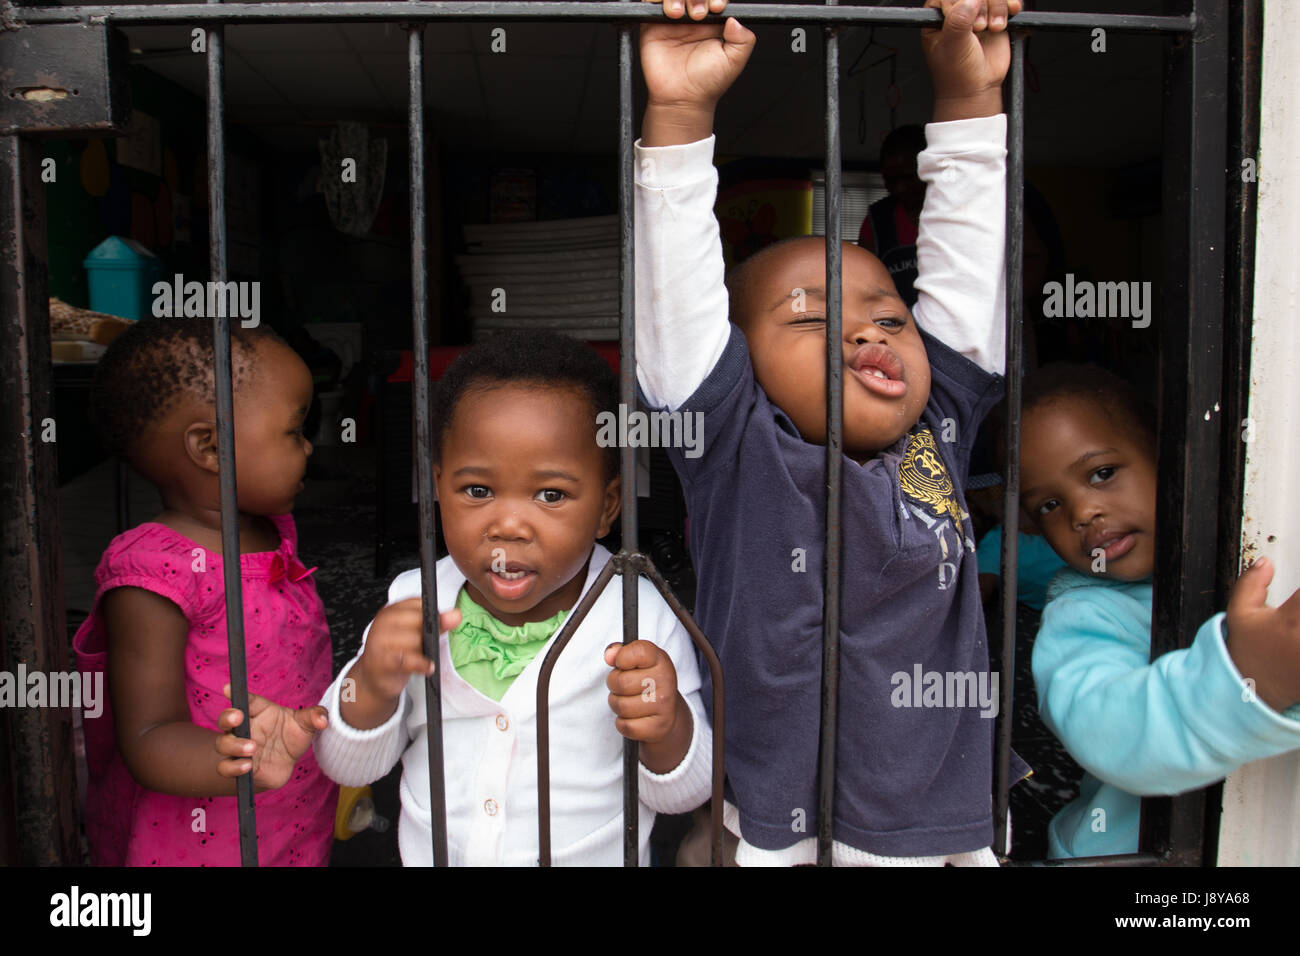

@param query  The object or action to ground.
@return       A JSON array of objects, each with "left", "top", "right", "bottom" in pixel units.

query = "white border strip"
[{"left": 1218, "top": 0, "right": 1300, "bottom": 867}]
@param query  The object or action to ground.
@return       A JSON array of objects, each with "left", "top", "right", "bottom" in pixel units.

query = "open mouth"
[
  {"left": 486, "top": 562, "right": 537, "bottom": 600},
  {"left": 848, "top": 343, "right": 908, "bottom": 398},
  {"left": 1083, "top": 530, "right": 1137, "bottom": 564}
]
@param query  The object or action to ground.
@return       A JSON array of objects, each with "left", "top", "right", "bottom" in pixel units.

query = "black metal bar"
[
  {"left": 617, "top": 18, "right": 639, "bottom": 869},
  {"left": 633, "top": 555, "right": 726, "bottom": 867},
  {"left": 993, "top": 30, "right": 1025, "bottom": 861},
  {"left": 0, "top": 23, "right": 130, "bottom": 135},
  {"left": 1143, "top": 0, "right": 1228, "bottom": 864},
  {"left": 0, "top": 0, "right": 1232, "bottom": 876},
  {"left": 0, "top": 133, "right": 80, "bottom": 866},
  {"left": 1218, "top": 1, "right": 1260, "bottom": 611},
  {"left": 0, "top": 638, "right": 18, "bottom": 865},
  {"left": 205, "top": 1, "right": 258, "bottom": 868},
  {"left": 406, "top": 23, "right": 450, "bottom": 869},
  {"left": 536, "top": 558, "right": 619, "bottom": 866},
  {"left": 1203, "top": 0, "right": 1262, "bottom": 868},
  {"left": 11, "top": 4, "right": 1195, "bottom": 31},
  {"left": 535, "top": 552, "right": 727, "bottom": 867},
  {"left": 816, "top": 13, "right": 842, "bottom": 868}
]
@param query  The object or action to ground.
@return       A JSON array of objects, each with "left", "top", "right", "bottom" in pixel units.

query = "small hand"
[
  {"left": 353, "top": 599, "right": 463, "bottom": 703},
  {"left": 216, "top": 684, "right": 329, "bottom": 790},
  {"left": 640, "top": 0, "right": 753, "bottom": 111},
  {"left": 923, "top": 0, "right": 1023, "bottom": 121},
  {"left": 639, "top": 0, "right": 756, "bottom": 146},
  {"left": 604, "top": 639, "right": 683, "bottom": 745},
  {"left": 1225, "top": 557, "right": 1300, "bottom": 712}
]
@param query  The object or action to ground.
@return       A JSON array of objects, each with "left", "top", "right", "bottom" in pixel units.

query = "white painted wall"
[{"left": 1216, "top": 0, "right": 1300, "bottom": 866}]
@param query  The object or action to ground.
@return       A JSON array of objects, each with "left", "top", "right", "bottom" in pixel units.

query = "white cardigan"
[{"left": 314, "top": 544, "right": 714, "bottom": 866}]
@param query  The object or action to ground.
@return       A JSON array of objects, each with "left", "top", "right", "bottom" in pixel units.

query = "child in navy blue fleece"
[{"left": 634, "top": 0, "right": 1027, "bottom": 865}]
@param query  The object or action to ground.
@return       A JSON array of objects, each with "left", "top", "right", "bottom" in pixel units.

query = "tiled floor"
[{"left": 59, "top": 448, "right": 1081, "bottom": 866}]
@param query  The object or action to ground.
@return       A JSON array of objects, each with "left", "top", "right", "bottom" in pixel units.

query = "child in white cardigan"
[{"left": 313, "top": 331, "right": 712, "bottom": 865}]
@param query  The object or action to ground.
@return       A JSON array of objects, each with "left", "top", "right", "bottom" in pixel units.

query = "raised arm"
[
  {"left": 908, "top": 0, "right": 1021, "bottom": 375},
  {"left": 634, "top": 2, "right": 755, "bottom": 412},
  {"left": 911, "top": 115, "right": 1008, "bottom": 375}
]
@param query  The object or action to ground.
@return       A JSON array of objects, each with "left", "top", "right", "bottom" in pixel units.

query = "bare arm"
[{"left": 105, "top": 587, "right": 248, "bottom": 796}]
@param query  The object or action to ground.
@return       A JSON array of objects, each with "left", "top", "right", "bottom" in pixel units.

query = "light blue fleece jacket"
[{"left": 1032, "top": 568, "right": 1300, "bottom": 859}]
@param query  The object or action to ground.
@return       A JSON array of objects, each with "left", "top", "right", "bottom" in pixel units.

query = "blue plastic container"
[{"left": 82, "top": 236, "right": 161, "bottom": 320}]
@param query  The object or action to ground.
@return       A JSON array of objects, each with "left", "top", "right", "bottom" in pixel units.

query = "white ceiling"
[{"left": 107, "top": 1, "right": 1169, "bottom": 165}]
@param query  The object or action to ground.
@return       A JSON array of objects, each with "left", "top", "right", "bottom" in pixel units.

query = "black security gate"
[{"left": 0, "top": 0, "right": 1257, "bottom": 867}]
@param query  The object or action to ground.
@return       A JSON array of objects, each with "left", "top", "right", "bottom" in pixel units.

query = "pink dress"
[{"left": 73, "top": 514, "right": 338, "bottom": 866}]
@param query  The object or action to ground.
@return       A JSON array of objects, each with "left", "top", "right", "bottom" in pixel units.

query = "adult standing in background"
[{"left": 858, "top": 124, "right": 926, "bottom": 308}]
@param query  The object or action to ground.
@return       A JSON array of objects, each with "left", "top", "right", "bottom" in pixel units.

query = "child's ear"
[
  {"left": 183, "top": 421, "right": 220, "bottom": 474},
  {"left": 597, "top": 474, "right": 623, "bottom": 539},
  {"left": 430, "top": 462, "right": 444, "bottom": 505}
]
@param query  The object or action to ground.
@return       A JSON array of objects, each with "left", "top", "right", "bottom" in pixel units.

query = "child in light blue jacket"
[{"left": 1014, "top": 363, "right": 1300, "bottom": 858}]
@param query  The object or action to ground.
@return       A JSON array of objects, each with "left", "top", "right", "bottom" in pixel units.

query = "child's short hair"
[
  {"left": 90, "top": 316, "right": 284, "bottom": 464},
  {"left": 724, "top": 235, "right": 821, "bottom": 331},
  {"left": 993, "top": 361, "right": 1157, "bottom": 463},
  {"left": 431, "top": 330, "right": 619, "bottom": 481}
]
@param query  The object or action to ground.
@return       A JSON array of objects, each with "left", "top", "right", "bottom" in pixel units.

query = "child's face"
[
  {"left": 736, "top": 238, "right": 931, "bottom": 461},
  {"left": 434, "top": 383, "right": 621, "bottom": 627},
  {"left": 1019, "top": 397, "right": 1157, "bottom": 581},
  {"left": 233, "top": 340, "right": 315, "bottom": 515}
]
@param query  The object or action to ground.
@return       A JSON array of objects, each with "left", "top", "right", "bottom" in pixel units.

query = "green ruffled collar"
[{"left": 448, "top": 587, "right": 569, "bottom": 681}]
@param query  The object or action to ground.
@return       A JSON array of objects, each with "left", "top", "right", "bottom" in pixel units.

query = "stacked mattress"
[{"left": 456, "top": 214, "right": 621, "bottom": 341}]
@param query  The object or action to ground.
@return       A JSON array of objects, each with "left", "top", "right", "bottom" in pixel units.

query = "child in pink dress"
[{"left": 73, "top": 317, "right": 338, "bottom": 866}]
